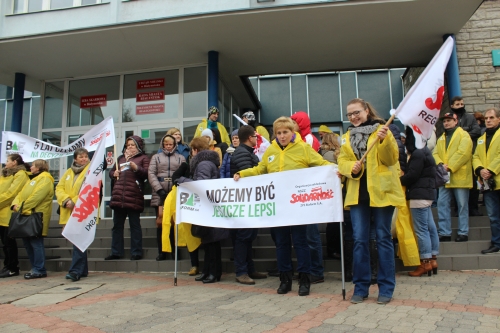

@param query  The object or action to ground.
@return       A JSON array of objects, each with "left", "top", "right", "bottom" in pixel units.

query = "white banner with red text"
[
  {"left": 0, "top": 116, "right": 115, "bottom": 162},
  {"left": 62, "top": 134, "right": 106, "bottom": 252},
  {"left": 176, "top": 165, "right": 343, "bottom": 228}
]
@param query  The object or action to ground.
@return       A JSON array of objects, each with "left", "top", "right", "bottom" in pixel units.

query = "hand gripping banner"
[
  {"left": 176, "top": 165, "right": 343, "bottom": 228},
  {"left": 62, "top": 133, "right": 106, "bottom": 252},
  {"left": 1, "top": 116, "right": 115, "bottom": 162}
]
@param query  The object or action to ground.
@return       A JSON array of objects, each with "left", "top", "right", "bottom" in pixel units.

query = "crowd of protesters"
[{"left": 0, "top": 99, "right": 499, "bottom": 305}]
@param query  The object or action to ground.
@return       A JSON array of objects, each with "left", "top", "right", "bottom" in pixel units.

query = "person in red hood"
[{"left": 290, "top": 111, "right": 321, "bottom": 152}]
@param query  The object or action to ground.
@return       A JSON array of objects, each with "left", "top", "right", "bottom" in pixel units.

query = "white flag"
[
  {"left": 232, "top": 114, "right": 270, "bottom": 160},
  {"left": 62, "top": 133, "right": 106, "bottom": 252},
  {"left": 394, "top": 37, "right": 454, "bottom": 148}
]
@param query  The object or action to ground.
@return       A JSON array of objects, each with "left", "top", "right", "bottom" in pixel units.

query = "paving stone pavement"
[{"left": 0, "top": 270, "right": 499, "bottom": 332}]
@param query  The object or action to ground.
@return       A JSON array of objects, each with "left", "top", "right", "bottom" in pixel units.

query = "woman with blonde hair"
[
  {"left": 166, "top": 128, "right": 190, "bottom": 160},
  {"left": 338, "top": 98, "right": 405, "bottom": 304},
  {"left": 234, "top": 116, "right": 333, "bottom": 296},
  {"left": 12, "top": 159, "right": 54, "bottom": 279},
  {"left": 0, "top": 154, "right": 30, "bottom": 278}
]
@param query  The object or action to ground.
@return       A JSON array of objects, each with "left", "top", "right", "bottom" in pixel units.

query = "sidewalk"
[{"left": 0, "top": 270, "right": 499, "bottom": 332}]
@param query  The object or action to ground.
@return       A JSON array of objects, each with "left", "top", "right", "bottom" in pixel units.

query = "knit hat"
[
  {"left": 201, "top": 129, "right": 214, "bottom": 140},
  {"left": 242, "top": 111, "right": 256, "bottom": 121},
  {"left": 208, "top": 106, "right": 219, "bottom": 115},
  {"left": 318, "top": 125, "right": 332, "bottom": 133},
  {"left": 231, "top": 129, "right": 239, "bottom": 138},
  {"left": 400, "top": 132, "right": 406, "bottom": 138}
]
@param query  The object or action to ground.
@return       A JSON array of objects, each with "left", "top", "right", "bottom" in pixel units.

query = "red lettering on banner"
[
  {"left": 289, "top": 186, "right": 334, "bottom": 204},
  {"left": 425, "top": 86, "right": 444, "bottom": 110},
  {"left": 73, "top": 180, "right": 102, "bottom": 222}
]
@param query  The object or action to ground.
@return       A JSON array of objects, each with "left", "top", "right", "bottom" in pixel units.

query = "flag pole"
[
  {"left": 358, "top": 114, "right": 396, "bottom": 164},
  {"left": 113, "top": 144, "right": 119, "bottom": 180},
  {"left": 340, "top": 222, "right": 345, "bottom": 300}
]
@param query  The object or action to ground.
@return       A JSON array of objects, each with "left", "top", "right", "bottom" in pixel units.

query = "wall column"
[
  {"left": 443, "top": 34, "right": 462, "bottom": 101},
  {"left": 208, "top": 51, "right": 219, "bottom": 110},
  {"left": 12, "top": 72, "right": 25, "bottom": 133}
]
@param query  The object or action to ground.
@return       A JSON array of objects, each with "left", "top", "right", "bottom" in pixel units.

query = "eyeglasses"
[
  {"left": 346, "top": 110, "right": 363, "bottom": 118},
  {"left": 250, "top": 135, "right": 257, "bottom": 138}
]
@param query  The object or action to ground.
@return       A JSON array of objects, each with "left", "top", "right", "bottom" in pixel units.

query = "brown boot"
[
  {"left": 235, "top": 274, "right": 255, "bottom": 285},
  {"left": 408, "top": 260, "right": 432, "bottom": 277},
  {"left": 430, "top": 255, "right": 438, "bottom": 275}
]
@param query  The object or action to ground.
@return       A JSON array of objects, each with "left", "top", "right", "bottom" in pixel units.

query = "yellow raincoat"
[
  {"left": 338, "top": 125, "right": 406, "bottom": 208},
  {"left": 0, "top": 166, "right": 30, "bottom": 227},
  {"left": 194, "top": 119, "right": 231, "bottom": 145},
  {"left": 432, "top": 127, "right": 473, "bottom": 189},
  {"left": 473, "top": 130, "right": 500, "bottom": 187},
  {"left": 56, "top": 164, "right": 90, "bottom": 225},
  {"left": 239, "top": 132, "right": 332, "bottom": 177},
  {"left": 12, "top": 171, "right": 54, "bottom": 236},
  {"left": 161, "top": 185, "right": 201, "bottom": 252}
]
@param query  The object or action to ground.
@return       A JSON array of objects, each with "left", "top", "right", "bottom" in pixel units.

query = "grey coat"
[{"left": 148, "top": 148, "right": 186, "bottom": 207}]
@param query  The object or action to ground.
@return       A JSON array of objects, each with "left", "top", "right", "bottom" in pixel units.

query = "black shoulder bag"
[{"left": 8, "top": 202, "right": 43, "bottom": 238}]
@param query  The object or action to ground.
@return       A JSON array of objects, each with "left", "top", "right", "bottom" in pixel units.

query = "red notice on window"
[
  {"left": 136, "top": 103, "right": 165, "bottom": 115},
  {"left": 137, "top": 78, "right": 165, "bottom": 90},
  {"left": 136, "top": 90, "right": 165, "bottom": 102},
  {"left": 80, "top": 94, "right": 107, "bottom": 108}
]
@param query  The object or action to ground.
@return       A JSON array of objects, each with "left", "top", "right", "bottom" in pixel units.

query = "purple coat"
[{"left": 109, "top": 135, "right": 150, "bottom": 212}]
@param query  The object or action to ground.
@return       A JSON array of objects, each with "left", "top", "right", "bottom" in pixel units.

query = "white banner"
[
  {"left": 176, "top": 165, "right": 343, "bottom": 228},
  {"left": 62, "top": 134, "right": 106, "bottom": 252},
  {"left": 394, "top": 37, "right": 454, "bottom": 148},
  {"left": 1, "top": 116, "right": 115, "bottom": 162}
]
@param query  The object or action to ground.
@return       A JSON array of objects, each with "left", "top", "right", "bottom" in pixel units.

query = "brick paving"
[{"left": 0, "top": 270, "right": 499, "bottom": 332}]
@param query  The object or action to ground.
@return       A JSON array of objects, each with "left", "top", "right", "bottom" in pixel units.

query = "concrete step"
[
  {"left": 429, "top": 253, "right": 500, "bottom": 271},
  {"left": 439, "top": 240, "right": 492, "bottom": 255}
]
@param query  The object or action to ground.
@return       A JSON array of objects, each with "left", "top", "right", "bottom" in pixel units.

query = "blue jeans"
[
  {"left": 69, "top": 245, "right": 88, "bottom": 277},
  {"left": 306, "top": 224, "right": 324, "bottom": 277},
  {"left": 410, "top": 207, "right": 439, "bottom": 259},
  {"left": 484, "top": 190, "right": 500, "bottom": 248},
  {"left": 274, "top": 225, "right": 311, "bottom": 274},
  {"left": 437, "top": 187, "right": 469, "bottom": 236},
  {"left": 350, "top": 203, "right": 395, "bottom": 298},
  {"left": 111, "top": 208, "right": 143, "bottom": 256},
  {"left": 232, "top": 228, "right": 258, "bottom": 277},
  {"left": 22, "top": 237, "right": 46, "bottom": 275}
]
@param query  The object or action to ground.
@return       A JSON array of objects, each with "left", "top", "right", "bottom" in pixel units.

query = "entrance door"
[{"left": 120, "top": 124, "right": 180, "bottom": 217}]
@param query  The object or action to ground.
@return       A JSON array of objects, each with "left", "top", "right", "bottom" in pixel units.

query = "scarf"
[
  {"left": 71, "top": 162, "right": 88, "bottom": 175},
  {"left": 208, "top": 120, "right": 218, "bottom": 130},
  {"left": 349, "top": 122, "right": 380, "bottom": 160}
]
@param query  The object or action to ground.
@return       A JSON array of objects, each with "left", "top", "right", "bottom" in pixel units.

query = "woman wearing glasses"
[{"left": 338, "top": 98, "right": 405, "bottom": 304}]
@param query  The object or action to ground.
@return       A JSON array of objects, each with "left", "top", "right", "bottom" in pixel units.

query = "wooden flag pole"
[{"left": 358, "top": 113, "right": 397, "bottom": 164}]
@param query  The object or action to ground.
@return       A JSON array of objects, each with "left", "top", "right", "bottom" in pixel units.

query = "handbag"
[
  {"left": 8, "top": 202, "right": 43, "bottom": 238},
  {"left": 435, "top": 164, "right": 449, "bottom": 188},
  {"left": 191, "top": 224, "right": 210, "bottom": 238}
]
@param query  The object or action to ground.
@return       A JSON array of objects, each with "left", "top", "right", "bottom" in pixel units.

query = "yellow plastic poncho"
[
  {"left": 432, "top": 127, "right": 473, "bottom": 189},
  {"left": 0, "top": 167, "right": 30, "bottom": 227},
  {"left": 56, "top": 164, "right": 90, "bottom": 225},
  {"left": 161, "top": 185, "right": 201, "bottom": 252},
  {"left": 193, "top": 119, "right": 231, "bottom": 145},
  {"left": 473, "top": 130, "right": 500, "bottom": 188},
  {"left": 12, "top": 171, "right": 54, "bottom": 236}
]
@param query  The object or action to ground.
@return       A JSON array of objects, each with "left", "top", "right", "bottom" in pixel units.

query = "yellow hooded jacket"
[
  {"left": 338, "top": 125, "right": 405, "bottom": 208},
  {"left": 238, "top": 133, "right": 332, "bottom": 177},
  {"left": 194, "top": 119, "right": 231, "bottom": 146},
  {"left": 473, "top": 129, "right": 500, "bottom": 189},
  {"left": 432, "top": 127, "right": 473, "bottom": 189},
  {"left": 12, "top": 171, "right": 55, "bottom": 236},
  {"left": 0, "top": 166, "right": 30, "bottom": 227},
  {"left": 56, "top": 164, "right": 91, "bottom": 225}
]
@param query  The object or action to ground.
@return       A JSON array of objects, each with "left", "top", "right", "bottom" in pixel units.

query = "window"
[
  {"left": 123, "top": 70, "right": 179, "bottom": 123},
  {"left": 43, "top": 81, "right": 64, "bottom": 129},
  {"left": 67, "top": 76, "right": 120, "bottom": 127},
  {"left": 12, "top": 0, "right": 109, "bottom": 14},
  {"left": 183, "top": 67, "right": 207, "bottom": 118}
]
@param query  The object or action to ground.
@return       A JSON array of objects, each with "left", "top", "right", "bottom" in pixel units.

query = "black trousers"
[
  {"left": 0, "top": 226, "right": 19, "bottom": 272},
  {"left": 326, "top": 223, "right": 342, "bottom": 256},
  {"left": 202, "top": 241, "right": 222, "bottom": 277}
]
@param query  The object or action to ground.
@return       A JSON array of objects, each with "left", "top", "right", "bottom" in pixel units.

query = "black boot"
[
  {"left": 369, "top": 239, "right": 378, "bottom": 285},
  {"left": 277, "top": 271, "right": 292, "bottom": 294},
  {"left": 343, "top": 240, "right": 353, "bottom": 282},
  {"left": 298, "top": 273, "right": 311, "bottom": 296}
]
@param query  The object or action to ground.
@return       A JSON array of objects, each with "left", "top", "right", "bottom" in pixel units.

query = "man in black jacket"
[
  {"left": 230, "top": 125, "right": 267, "bottom": 284},
  {"left": 450, "top": 96, "right": 482, "bottom": 216}
]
